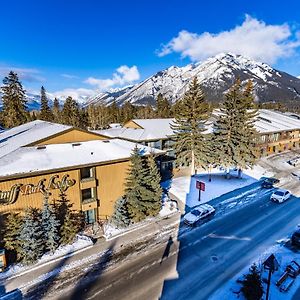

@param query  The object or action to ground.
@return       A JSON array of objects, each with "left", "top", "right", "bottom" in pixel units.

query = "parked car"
[
  {"left": 292, "top": 230, "right": 300, "bottom": 248},
  {"left": 270, "top": 189, "right": 291, "bottom": 203},
  {"left": 288, "top": 157, "right": 300, "bottom": 167},
  {"left": 262, "top": 177, "right": 280, "bottom": 188},
  {"left": 184, "top": 204, "right": 215, "bottom": 225}
]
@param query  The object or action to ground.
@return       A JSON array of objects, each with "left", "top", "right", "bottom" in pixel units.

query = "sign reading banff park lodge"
[{"left": 0, "top": 174, "right": 76, "bottom": 205}]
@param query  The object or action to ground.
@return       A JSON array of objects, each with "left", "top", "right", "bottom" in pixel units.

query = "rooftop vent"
[
  {"left": 258, "top": 117, "right": 272, "bottom": 124},
  {"left": 72, "top": 142, "right": 81, "bottom": 147},
  {"left": 36, "top": 145, "right": 46, "bottom": 150}
]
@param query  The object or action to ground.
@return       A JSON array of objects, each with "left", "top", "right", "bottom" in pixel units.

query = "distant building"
[
  {"left": 95, "top": 118, "right": 176, "bottom": 176},
  {"left": 96, "top": 110, "right": 300, "bottom": 160},
  {"left": 252, "top": 109, "right": 300, "bottom": 156},
  {"left": 0, "top": 120, "right": 163, "bottom": 224}
]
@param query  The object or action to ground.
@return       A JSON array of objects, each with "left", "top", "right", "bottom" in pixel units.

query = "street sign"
[
  {"left": 196, "top": 181, "right": 205, "bottom": 201},
  {"left": 196, "top": 181, "right": 205, "bottom": 191}
]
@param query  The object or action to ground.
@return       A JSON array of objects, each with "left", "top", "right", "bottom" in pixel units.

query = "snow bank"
[
  {"left": 210, "top": 243, "right": 300, "bottom": 300},
  {"left": 0, "top": 235, "right": 93, "bottom": 280},
  {"left": 163, "top": 169, "right": 258, "bottom": 208},
  {"left": 104, "top": 202, "right": 178, "bottom": 240}
]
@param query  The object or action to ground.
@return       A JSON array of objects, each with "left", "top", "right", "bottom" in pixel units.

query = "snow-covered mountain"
[
  {"left": 86, "top": 53, "right": 300, "bottom": 107},
  {"left": 0, "top": 92, "right": 42, "bottom": 111},
  {"left": 84, "top": 86, "right": 132, "bottom": 107}
]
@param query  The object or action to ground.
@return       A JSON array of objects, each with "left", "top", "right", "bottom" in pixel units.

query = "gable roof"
[
  {"left": 96, "top": 118, "right": 175, "bottom": 142},
  {"left": 0, "top": 120, "right": 71, "bottom": 159},
  {"left": 0, "top": 139, "right": 164, "bottom": 178}
]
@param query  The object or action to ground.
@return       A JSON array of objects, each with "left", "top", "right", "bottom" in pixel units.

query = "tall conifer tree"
[
  {"left": 171, "top": 77, "right": 210, "bottom": 175},
  {"left": 18, "top": 208, "right": 44, "bottom": 264},
  {"left": 61, "top": 96, "right": 81, "bottom": 127},
  {"left": 156, "top": 93, "right": 172, "bottom": 118},
  {"left": 39, "top": 86, "right": 53, "bottom": 121},
  {"left": 125, "top": 146, "right": 152, "bottom": 222},
  {"left": 52, "top": 97, "right": 61, "bottom": 123},
  {"left": 1, "top": 71, "right": 28, "bottom": 128},
  {"left": 4, "top": 213, "right": 23, "bottom": 261},
  {"left": 212, "top": 79, "right": 258, "bottom": 177},
  {"left": 110, "top": 197, "right": 131, "bottom": 228},
  {"left": 143, "top": 154, "right": 162, "bottom": 216},
  {"left": 41, "top": 194, "right": 60, "bottom": 253}
]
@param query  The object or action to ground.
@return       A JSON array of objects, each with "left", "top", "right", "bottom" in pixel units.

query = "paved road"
[{"left": 57, "top": 189, "right": 300, "bottom": 300}]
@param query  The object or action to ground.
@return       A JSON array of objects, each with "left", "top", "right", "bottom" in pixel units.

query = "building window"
[
  {"left": 80, "top": 167, "right": 94, "bottom": 180},
  {"left": 260, "top": 135, "right": 266, "bottom": 143},
  {"left": 84, "top": 209, "right": 96, "bottom": 224},
  {"left": 81, "top": 188, "right": 94, "bottom": 203}
]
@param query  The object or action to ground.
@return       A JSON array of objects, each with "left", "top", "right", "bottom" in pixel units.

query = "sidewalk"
[{"left": 1, "top": 210, "right": 182, "bottom": 294}]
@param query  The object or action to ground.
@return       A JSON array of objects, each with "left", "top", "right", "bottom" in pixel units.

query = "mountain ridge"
[{"left": 85, "top": 53, "right": 300, "bottom": 107}]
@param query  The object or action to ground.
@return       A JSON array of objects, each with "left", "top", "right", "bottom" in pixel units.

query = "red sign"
[{"left": 196, "top": 181, "right": 205, "bottom": 191}]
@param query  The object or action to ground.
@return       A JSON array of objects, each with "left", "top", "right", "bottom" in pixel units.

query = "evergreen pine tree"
[
  {"left": 3, "top": 213, "right": 23, "bottom": 261},
  {"left": 241, "top": 263, "right": 263, "bottom": 300},
  {"left": 61, "top": 96, "right": 81, "bottom": 127},
  {"left": 212, "top": 79, "right": 258, "bottom": 177},
  {"left": 39, "top": 86, "right": 54, "bottom": 121},
  {"left": 55, "top": 192, "right": 83, "bottom": 245},
  {"left": 19, "top": 208, "right": 44, "bottom": 264},
  {"left": 110, "top": 197, "right": 131, "bottom": 228},
  {"left": 1, "top": 71, "right": 28, "bottom": 128},
  {"left": 143, "top": 154, "right": 162, "bottom": 217},
  {"left": 156, "top": 93, "right": 172, "bottom": 118},
  {"left": 60, "top": 210, "right": 81, "bottom": 245},
  {"left": 125, "top": 146, "right": 152, "bottom": 222},
  {"left": 41, "top": 194, "right": 60, "bottom": 253},
  {"left": 52, "top": 98, "right": 61, "bottom": 123},
  {"left": 171, "top": 77, "right": 210, "bottom": 175}
]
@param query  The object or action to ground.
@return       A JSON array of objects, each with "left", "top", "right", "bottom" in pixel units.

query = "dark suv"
[
  {"left": 261, "top": 178, "right": 280, "bottom": 189},
  {"left": 291, "top": 230, "right": 300, "bottom": 248}
]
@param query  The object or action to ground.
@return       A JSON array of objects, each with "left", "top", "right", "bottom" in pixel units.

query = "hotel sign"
[{"left": 0, "top": 174, "right": 76, "bottom": 205}]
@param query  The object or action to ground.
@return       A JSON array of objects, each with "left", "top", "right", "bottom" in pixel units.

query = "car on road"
[
  {"left": 270, "top": 189, "right": 291, "bottom": 203},
  {"left": 184, "top": 204, "right": 215, "bottom": 225},
  {"left": 288, "top": 157, "right": 300, "bottom": 167},
  {"left": 261, "top": 177, "right": 280, "bottom": 189},
  {"left": 291, "top": 230, "right": 300, "bottom": 248}
]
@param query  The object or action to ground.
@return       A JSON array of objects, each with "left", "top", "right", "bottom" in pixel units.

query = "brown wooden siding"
[
  {"left": 96, "top": 161, "right": 130, "bottom": 220},
  {"left": 123, "top": 120, "right": 143, "bottom": 129},
  {"left": 0, "top": 160, "right": 130, "bottom": 221},
  {"left": 30, "top": 129, "right": 108, "bottom": 146}
]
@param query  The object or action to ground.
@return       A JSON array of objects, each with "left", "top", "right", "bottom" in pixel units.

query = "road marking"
[{"left": 207, "top": 233, "right": 251, "bottom": 241}]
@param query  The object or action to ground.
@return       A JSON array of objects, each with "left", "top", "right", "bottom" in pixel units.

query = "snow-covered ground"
[
  {"left": 163, "top": 168, "right": 263, "bottom": 208},
  {"left": 104, "top": 200, "right": 178, "bottom": 240},
  {"left": 0, "top": 235, "right": 93, "bottom": 281},
  {"left": 210, "top": 241, "right": 300, "bottom": 300}
]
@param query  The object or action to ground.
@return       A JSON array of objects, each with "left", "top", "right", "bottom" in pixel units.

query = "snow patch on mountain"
[{"left": 87, "top": 53, "right": 300, "bottom": 106}]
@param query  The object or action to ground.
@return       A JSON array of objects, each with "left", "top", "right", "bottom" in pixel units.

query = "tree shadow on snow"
[
  {"left": 23, "top": 252, "right": 71, "bottom": 300},
  {"left": 68, "top": 240, "right": 116, "bottom": 300}
]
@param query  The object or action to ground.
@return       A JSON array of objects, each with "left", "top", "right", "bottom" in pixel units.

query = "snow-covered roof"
[
  {"left": 211, "top": 109, "right": 300, "bottom": 134},
  {"left": 0, "top": 139, "right": 164, "bottom": 178},
  {"left": 255, "top": 110, "right": 300, "bottom": 134},
  {"left": 0, "top": 120, "right": 72, "bottom": 159},
  {"left": 95, "top": 118, "right": 175, "bottom": 141}
]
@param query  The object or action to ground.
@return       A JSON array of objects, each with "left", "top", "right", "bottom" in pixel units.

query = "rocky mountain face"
[{"left": 86, "top": 53, "right": 300, "bottom": 107}]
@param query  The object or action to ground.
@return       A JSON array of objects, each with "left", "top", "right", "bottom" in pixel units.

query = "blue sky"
[{"left": 0, "top": 0, "right": 300, "bottom": 99}]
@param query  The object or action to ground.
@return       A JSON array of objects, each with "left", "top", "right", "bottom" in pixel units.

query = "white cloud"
[
  {"left": 158, "top": 15, "right": 300, "bottom": 64},
  {"left": 0, "top": 66, "right": 44, "bottom": 82},
  {"left": 60, "top": 73, "right": 79, "bottom": 79},
  {"left": 85, "top": 65, "right": 140, "bottom": 91}
]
